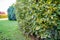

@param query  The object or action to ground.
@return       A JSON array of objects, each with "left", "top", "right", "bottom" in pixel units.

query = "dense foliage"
[
  {"left": 15, "top": 0, "right": 60, "bottom": 40},
  {"left": 7, "top": 5, "right": 16, "bottom": 20}
]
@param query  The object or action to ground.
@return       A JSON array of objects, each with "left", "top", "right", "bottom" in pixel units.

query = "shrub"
[{"left": 15, "top": 0, "right": 60, "bottom": 40}]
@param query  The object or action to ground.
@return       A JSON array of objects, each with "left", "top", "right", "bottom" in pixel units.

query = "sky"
[{"left": 0, "top": 0, "right": 16, "bottom": 13}]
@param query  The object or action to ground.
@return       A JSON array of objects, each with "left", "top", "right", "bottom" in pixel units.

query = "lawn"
[{"left": 0, "top": 20, "right": 26, "bottom": 40}]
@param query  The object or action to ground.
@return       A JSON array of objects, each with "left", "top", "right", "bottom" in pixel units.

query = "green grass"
[{"left": 0, "top": 20, "right": 26, "bottom": 40}]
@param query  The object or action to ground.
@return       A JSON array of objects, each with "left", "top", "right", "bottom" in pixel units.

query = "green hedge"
[{"left": 15, "top": 0, "right": 60, "bottom": 40}]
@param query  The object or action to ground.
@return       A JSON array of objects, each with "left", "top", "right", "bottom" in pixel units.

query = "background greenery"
[{"left": 7, "top": 4, "right": 16, "bottom": 20}]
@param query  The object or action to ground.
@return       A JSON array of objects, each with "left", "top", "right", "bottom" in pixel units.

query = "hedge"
[
  {"left": 15, "top": 0, "right": 60, "bottom": 40},
  {"left": 0, "top": 14, "right": 7, "bottom": 18}
]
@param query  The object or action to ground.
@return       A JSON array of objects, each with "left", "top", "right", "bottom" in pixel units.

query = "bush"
[{"left": 15, "top": 0, "right": 60, "bottom": 40}]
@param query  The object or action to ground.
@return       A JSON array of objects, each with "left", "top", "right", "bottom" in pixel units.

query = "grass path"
[
  {"left": 0, "top": 20, "right": 26, "bottom": 40},
  {"left": 0, "top": 18, "right": 8, "bottom": 20}
]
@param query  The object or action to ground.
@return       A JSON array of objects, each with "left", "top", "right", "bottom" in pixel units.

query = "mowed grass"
[{"left": 0, "top": 20, "right": 26, "bottom": 40}]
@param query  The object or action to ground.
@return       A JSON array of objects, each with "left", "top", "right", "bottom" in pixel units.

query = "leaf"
[{"left": 35, "top": 26, "right": 40, "bottom": 30}]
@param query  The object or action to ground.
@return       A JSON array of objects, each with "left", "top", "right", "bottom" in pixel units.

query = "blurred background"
[
  {"left": 0, "top": 0, "right": 26, "bottom": 40},
  {"left": 0, "top": 0, "right": 16, "bottom": 20}
]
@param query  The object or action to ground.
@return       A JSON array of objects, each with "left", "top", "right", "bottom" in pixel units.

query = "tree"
[
  {"left": 7, "top": 4, "right": 16, "bottom": 20},
  {"left": 15, "top": 0, "right": 60, "bottom": 40}
]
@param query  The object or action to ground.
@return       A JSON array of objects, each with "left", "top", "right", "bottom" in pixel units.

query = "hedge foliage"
[{"left": 15, "top": 0, "right": 60, "bottom": 39}]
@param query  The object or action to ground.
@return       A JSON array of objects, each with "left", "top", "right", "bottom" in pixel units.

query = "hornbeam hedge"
[{"left": 15, "top": 0, "right": 60, "bottom": 40}]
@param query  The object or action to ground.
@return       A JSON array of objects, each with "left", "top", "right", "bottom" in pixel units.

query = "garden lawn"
[{"left": 0, "top": 20, "right": 26, "bottom": 40}]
